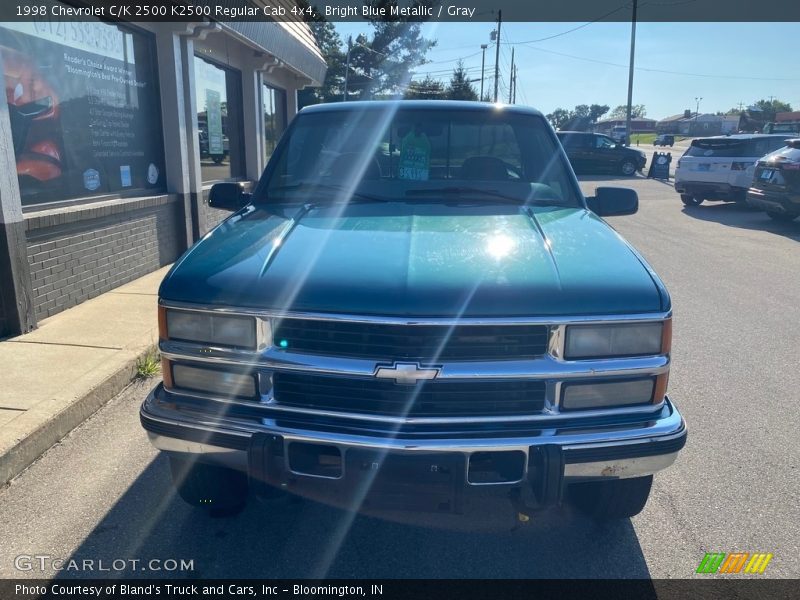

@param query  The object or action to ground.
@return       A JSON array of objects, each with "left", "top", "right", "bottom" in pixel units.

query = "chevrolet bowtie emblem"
[{"left": 374, "top": 362, "right": 440, "bottom": 385}]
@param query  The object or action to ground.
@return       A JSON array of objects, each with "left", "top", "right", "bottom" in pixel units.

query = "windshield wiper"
[
  {"left": 405, "top": 186, "right": 572, "bottom": 206},
  {"left": 268, "top": 182, "right": 390, "bottom": 203}
]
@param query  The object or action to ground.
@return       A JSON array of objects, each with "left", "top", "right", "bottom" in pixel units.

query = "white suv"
[{"left": 675, "top": 134, "right": 789, "bottom": 206}]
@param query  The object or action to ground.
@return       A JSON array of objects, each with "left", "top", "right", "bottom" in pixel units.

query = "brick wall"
[
  {"left": 25, "top": 195, "right": 185, "bottom": 321},
  {"left": 197, "top": 192, "right": 232, "bottom": 237}
]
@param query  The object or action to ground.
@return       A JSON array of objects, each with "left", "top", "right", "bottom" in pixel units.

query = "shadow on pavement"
[
  {"left": 681, "top": 202, "right": 800, "bottom": 242},
  {"left": 61, "top": 455, "right": 652, "bottom": 579}
]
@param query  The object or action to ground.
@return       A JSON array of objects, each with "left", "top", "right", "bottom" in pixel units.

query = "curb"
[{"left": 0, "top": 350, "right": 150, "bottom": 488}]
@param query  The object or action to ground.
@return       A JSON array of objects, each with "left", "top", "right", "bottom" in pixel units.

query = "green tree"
[
  {"left": 588, "top": 104, "right": 610, "bottom": 123},
  {"left": 446, "top": 60, "right": 478, "bottom": 101},
  {"left": 347, "top": 0, "right": 437, "bottom": 99},
  {"left": 298, "top": 20, "right": 347, "bottom": 107},
  {"left": 609, "top": 104, "right": 647, "bottom": 119},
  {"left": 572, "top": 104, "right": 591, "bottom": 118},
  {"left": 546, "top": 108, "right": 572, "bottom": 130},
  {"left": 404, "top": 75, "right": 446, "bottom": 100},
  {"left": 753, "top": 98, "right": 793, "bottom": 122}
]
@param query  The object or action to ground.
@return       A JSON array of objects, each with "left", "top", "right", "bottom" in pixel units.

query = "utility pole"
[
  {"left": 343, "top": 36, "right": 352, "bottom": 101},
  {"left": 508, "top": 48, "right": 515, "bottom": 104},
  {"left": 512, "top": 66, "right": 517, "bottom": 104},
  {"left": 493, "top": 10, "right": 502, "bottom": 103},
  {"left": 480, "top": 44, "right": 488, "bottom": 101},
  {"left": 624, "top": 0, "right": 637, "bottom": 146}
]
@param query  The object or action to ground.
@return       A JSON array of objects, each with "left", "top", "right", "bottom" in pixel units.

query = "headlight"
[
  {"left": 171, "top": 364, "right": 257, "bottom": 399},
  {"left": 561, "top": 378, "right": 655, "bottom": 411},
  {"left": 564, "top": 321, "right": 667, "bottom": 359},
  {"left": 162, "top": 308, "right": 259, "bottom": 349}
]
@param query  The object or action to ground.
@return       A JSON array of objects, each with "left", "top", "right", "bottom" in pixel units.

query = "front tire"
[
  {"left": 169, "top": 456, "right": 248, "bottom": 515},
  {"left": 766, "top": 210, "right": 799, "bottom": 222},
  {"left": 620, "top": 160, "right": 637, "bottom": 176},
  {"left": 568, "top": 475, "right": 653, "bottom": 520},
  {"left": 681, "top": 194, "right": 703, "bottom": 206}
]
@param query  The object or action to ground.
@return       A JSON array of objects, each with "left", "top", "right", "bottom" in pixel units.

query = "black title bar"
[
  {"left": 3, "top": 579, "right": 800, "bottom": 600},
  {"left": 3, "top": 0, "right": 800, "bottom": 22}
]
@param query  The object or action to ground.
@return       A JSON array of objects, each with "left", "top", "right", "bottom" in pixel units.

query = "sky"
[{"left": 335, "top": 21, "right": 800, "bottom": 120}]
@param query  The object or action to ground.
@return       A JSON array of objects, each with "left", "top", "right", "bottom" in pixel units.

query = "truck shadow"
[
  {"left": 681, "top": 203, "right": 800, "bottom": 242},
  {"left": 61, "top": 455, "right": 652, "bottom": 579}
]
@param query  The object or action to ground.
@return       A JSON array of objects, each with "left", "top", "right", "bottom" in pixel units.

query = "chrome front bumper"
[{"left": 140, "top": 383, "right": 686, "bottom": 484}]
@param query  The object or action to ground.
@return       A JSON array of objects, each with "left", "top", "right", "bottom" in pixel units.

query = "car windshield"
[{"left": 261, "top": 106, "right": 581, "bottom": 207}]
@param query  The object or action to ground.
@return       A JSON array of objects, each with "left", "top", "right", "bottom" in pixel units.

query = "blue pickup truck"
[{"left": 140, "top": 101, "right": 686, "bottom": 521}]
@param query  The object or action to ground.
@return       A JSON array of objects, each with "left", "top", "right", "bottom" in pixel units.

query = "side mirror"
[
  {"left": 208, "top": 182, "right": 251, "bottom": 211},
  {"left": 586, "top": 187, "right": 638, "bottom": 217}
]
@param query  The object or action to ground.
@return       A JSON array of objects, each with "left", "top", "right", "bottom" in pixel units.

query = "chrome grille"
[
  {"left": 272, "top": 319, "right": 549, "bottom": 362},
  {"left": 273, "top": 372, "right": 547, "bottom": 418}
]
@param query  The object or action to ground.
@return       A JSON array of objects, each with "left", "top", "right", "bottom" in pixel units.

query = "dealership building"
[{"left": 0, "top": 12, "right": 326, "bottom": 338}]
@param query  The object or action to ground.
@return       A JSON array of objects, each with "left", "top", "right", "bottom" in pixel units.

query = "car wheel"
[
  {"left": 169, "top": 456, "right": 248, "bottom": 516},
  {"left": 766, "top": 211, "right": 799, "bottom": 222},
  {"left": 681, "top": 194, "right": 703, "bottom": 206},
  {"left": 620, "top": 160, "right": 637, "bottom": 176},
  {"left": 568, "top": 475, "right": 653, "bottom": 520}
]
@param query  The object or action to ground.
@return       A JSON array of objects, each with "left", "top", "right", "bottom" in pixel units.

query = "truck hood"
[{"left": 160, "top": 203, "right": 667, "bottom": 317}]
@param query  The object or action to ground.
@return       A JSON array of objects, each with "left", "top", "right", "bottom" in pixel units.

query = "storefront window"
[
  {"left": 0, "top": 21, "right": 165, "bottom": 206},
  {"left": 263, "top": 84, "right": 286, "bottom": 161},
  {"left": 194, "top": 55, "right": 243, "bottom": 182}
]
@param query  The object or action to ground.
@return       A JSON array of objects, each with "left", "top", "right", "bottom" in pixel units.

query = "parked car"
[
  {"left": 557, "top": 131, "right": 646, "bottom": 176},
  {"left": 610, "top": 125, "right": 628, "bottom": 144},
  {"left": 141, "top": 101, "right": 685, "bottom": 522},
  {"left": 674, "top": 134, "right": 789, "bottom": 206},
  {"left": 746, "top": 138, "right": 800, "bottom": 221},
  {"left": 654, "top": 134, "right": 675, "bottom": 147}
]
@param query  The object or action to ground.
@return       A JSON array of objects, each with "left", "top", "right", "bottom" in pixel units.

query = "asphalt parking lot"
[{"left": 0, "top": 174, "right": 798, "bottom": 579}]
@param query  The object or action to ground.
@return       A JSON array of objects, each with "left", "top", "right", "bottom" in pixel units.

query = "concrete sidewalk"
[{"left": 0, "top": 266, "right": 169, "bottom": 486}]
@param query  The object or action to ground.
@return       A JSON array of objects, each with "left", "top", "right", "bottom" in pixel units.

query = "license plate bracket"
[{"left": 346, "top": 450, "right": 465, "bottom": 513}]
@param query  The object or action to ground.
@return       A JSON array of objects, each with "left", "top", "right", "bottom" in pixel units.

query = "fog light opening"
[
  {"left": 468, "top": 451, "right": 525, "bottom": 484},
  {"left": 288, "top": 443, "right": 343, "bottom": 479}
]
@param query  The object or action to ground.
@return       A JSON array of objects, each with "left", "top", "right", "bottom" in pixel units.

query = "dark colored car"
[
  {"left": 141, "top": 101, "right": 685, "bottom": 523},
  {"left": 557, "top": 131, "right": 646, "bottom": 176},
  {"left": 654, "top": 134, "right": 675, "bottom": 147},
  {"left": 746, "top": 138, "right": 800, "bottom": 221}
]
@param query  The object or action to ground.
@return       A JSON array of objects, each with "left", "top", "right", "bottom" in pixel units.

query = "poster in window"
[
  {"left": 0, "top": 21, "right": 165, "bottom": 205},
  {"left": 205, "top": 89, "right": 224, "bottom": 156}
]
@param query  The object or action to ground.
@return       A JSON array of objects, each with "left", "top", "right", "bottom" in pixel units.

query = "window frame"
[{"left": 193, "top": 53, "right": 246, "bottom": 184}]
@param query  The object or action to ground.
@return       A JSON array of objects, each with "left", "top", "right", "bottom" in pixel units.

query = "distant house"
[
  {"left": 776, "top": 111, "right": 800, "bottom": 124},
  {"left": 657, "top": 113, "right": 740, "bottom": 136},
  {"left": 656, "top": 113, "right": 690, "bottom": 134},
  {"left": 595, "top": 117, "right": 656, "bottom": 134}
]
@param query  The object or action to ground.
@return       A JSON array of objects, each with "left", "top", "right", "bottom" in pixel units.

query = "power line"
[
  {"left": 503, "top": 1, "right": 634, "bottom": 45},
  {"left": 515, "top": 44, "right": 800, "bottom": 82}
]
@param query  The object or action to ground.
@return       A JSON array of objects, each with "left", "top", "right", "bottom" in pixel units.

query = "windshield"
[{"left": 261, "top": 107, "right": 581, "bottom": 207}]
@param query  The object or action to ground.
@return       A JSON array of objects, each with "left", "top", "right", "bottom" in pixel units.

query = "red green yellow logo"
[{"left": 696, "top": 552, "right": 773, "bottom": 574}]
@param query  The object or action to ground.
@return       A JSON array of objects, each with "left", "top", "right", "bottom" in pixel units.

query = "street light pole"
[
  {"left": 624, "top": 0, "right": 637, "bottom": 147},
  {"left": 695, "top": 96, "right": 702, "bottom": 119},
  {"left": 480, "top": 44, "right": 488, "bottom": 101},
  {"left": 508, "top": 47, "right": 515, "bottom": 104},
  {"left": 493, "top": 10, "right": 502, "bottom": 103}
]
